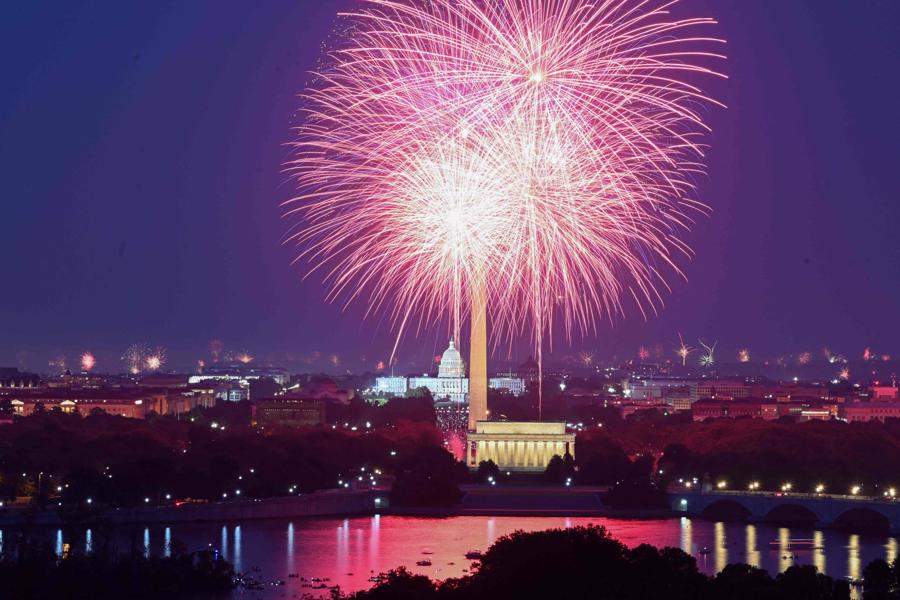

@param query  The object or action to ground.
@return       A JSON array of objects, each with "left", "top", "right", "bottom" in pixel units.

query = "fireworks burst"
[
  {"left": 797, "top": 351, "right": 811, "bottom": 366},
  {"left": 123, "top": 344, "right": 147, "bottom": 375},
  {"left": 208, "top": 339, "right": 224, "bottom": 363},
  {"left": 80, "top": 352, "right": 96, "bottom": 372},
  {"left": 237, "top": 352, "right": 254, "bottom": 365},
  {"left": 144, "top": 347, "right": 167, "bottom": 372},
  {"left": 579, "top": 352, "right": 594, "bottom": 367},
  {"left": 638, "top": 346, "right": 650, "bottom": 361},
  {"left": 839, "top": 367, "right": 850, "bottom": 381},
  {"left": 288, "top": 0, "right": 723, "bottom": 356},
  {"left": 737, "top": 348, "right": 750, "bottom": 363},
  {"left": 698, "top": 339, "right": 717, "bottom": 367},
  {"left": 675, "top": 333, "right": 694, "bottom": 367}
]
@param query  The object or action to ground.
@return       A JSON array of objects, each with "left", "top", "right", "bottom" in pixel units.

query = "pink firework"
[
  {"left": 288, "top": 0, "right": 723, "bottom": 353},
  {"left": 80, "top": 351, "right": 96, "bottom": 372}
]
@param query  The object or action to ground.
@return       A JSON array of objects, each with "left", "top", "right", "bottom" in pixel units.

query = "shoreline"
[{"left": 0, "top": 485, "right": 677, "bottom": 527}]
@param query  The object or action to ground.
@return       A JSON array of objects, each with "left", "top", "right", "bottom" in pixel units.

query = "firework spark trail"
[{"left": 288, "top": 0, "right": 724, "bottom": 358}]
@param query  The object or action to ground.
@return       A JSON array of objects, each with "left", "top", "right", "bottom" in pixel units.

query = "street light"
[
  {"left": 851, "top": 485, "right": 861, "bottom": 496},
  {"left": 781, "top": 483, "right": 793, "bottom": 492},
  {"left": 815, "top": 484, "right": 825, "bottom": 494},
  {"left": 716, "top": 481, "right": 727, "bottom": 490}
]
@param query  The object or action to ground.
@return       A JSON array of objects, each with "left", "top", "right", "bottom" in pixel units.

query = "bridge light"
[
  {"left": 851, "top": 485, "right": 861, "bottom": 496},
  {"left": 748, "top": 481, "right": 760, "bottom": 490},
  {"left": 815, "top": 484, "right": 825, "bottom": 494},
  {"left": 781, "top": 483, "right": 793, "bottom": 492},
  {"left": 716, "top": 480, "right": 727, "bottom": 490}
]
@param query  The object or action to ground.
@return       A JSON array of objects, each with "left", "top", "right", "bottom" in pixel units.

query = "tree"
[
  {"left": 544, "top": 453, "right": 575, "bottom": 484},
  {"left": 476, "top": 460, "right": 500, "bottom": 483},
  {"left": 863, "top": 559, "right": 893, "bottom": 600},
  {"left": 390, "top": 446, "right": 464, "bottom": 507}
]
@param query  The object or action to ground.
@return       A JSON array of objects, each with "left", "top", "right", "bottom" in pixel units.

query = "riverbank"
[
  {"left": 0, "top": 485, "right": 677, "bottom": 526},
  {"left": 0, "top": 489, "right": 387, "bottom": 527}
]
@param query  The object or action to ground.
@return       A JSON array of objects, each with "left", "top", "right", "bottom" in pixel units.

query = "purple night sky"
[{"left": 1, "top": 0, "right": 899, "bottom": 373}]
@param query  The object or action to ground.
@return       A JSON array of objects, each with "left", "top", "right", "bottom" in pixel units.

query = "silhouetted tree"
[{"left": 476, "top": 460, "right": 500, "bottom": 483}]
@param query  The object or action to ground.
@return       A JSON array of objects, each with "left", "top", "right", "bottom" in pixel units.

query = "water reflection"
[
  {"left": 233, "top": 526, "right": 241, "bottom": 572},
  {"left": 745, "top": 525, "right": 760, "bottom": 568},
  {"left": 849, "top": 534, "right": 860, "bottom": 581},
  {"left": 369, "top": 515, "right": 380, "bottom": 563},
  {"left": 680, "top": 517, "right": 692, "bottom": 554},
  {"left": 714, "top": 522, "right": 727, "bottom": 572},
  {"left": 9, "top": 516, "right": 900, "bottom": 598},
  {"left": 814, "top": 531, "right": 825, "bottom": 575},
  {"left": 287, "top": 522, "right": 295, "bottom": 563},
  {"left": 778, "top": 528, "right": 793, "bottom": 572}
]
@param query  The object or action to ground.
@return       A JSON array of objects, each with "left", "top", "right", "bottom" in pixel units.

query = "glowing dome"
[{"left": 438, "top": 339, "right": 466, "bottom": 378}]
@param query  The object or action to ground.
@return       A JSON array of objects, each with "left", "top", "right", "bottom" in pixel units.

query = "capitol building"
[{"left": 374, "top": 339, "right": 525, "bottom": 402}]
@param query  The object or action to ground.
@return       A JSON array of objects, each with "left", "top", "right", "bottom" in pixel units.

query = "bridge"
[{"left": 669, "top": 489, "right": 900, "bottom": 533}]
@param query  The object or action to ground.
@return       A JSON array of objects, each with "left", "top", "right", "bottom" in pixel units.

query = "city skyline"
[{"left": 2, "top": 1, "right": 900, "bottom": 369}]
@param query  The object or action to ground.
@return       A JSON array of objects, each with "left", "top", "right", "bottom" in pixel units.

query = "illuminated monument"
[{"left": 465, "top": 282, "right": 574, "bottom": 472}]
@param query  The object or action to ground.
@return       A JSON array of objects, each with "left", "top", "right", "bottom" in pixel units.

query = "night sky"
[{"left": 2, "top": 0, "right": 899, "bottom": 373}]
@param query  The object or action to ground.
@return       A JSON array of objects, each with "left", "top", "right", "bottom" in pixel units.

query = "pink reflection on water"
[{"left": 281, "top": 516, "right": 686, "bottom": 597}]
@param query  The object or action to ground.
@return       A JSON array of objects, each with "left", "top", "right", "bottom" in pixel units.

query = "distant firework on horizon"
[
  {"left": 698, "top": 339, "right": 717, "bottom": 367},
  {"left": 208, "top": 339, "right": 224, "bottom": 363},
  {"left": 675, "top": 333, "right": 694, "bottom": 367},
  {"left": 738, "top": 349, "right": 750, "bottom": 363},
  {"left": 80, "top": 352, "right": 96, "bottom": 372},
  {"left": 144, "top": 347, "right": 167, "bottom": 372},
  {"left": 798, "top": 351, "right": 811, "bottom": 366},
  {"left": 288, "top": 0, "right": 724, "bottom": 355},
  {"left": 123, "top": 343, "right": 147, "bottom": 375}
]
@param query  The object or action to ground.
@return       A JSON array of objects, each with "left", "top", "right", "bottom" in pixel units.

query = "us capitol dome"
[{"left": 437, "top": 338, "right": 466, "bottom": 378}]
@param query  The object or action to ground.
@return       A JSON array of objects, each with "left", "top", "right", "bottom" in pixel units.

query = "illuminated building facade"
[
  {"left": 375, "top": 340, "right": 525, "bottom": 404},
  {"left": 253, "top": 398, "right": 326, "bottom": 427}
]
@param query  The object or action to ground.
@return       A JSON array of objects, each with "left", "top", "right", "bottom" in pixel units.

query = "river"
[{"left": 3, "top": 515, "right": 896, "bottom": 597}]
